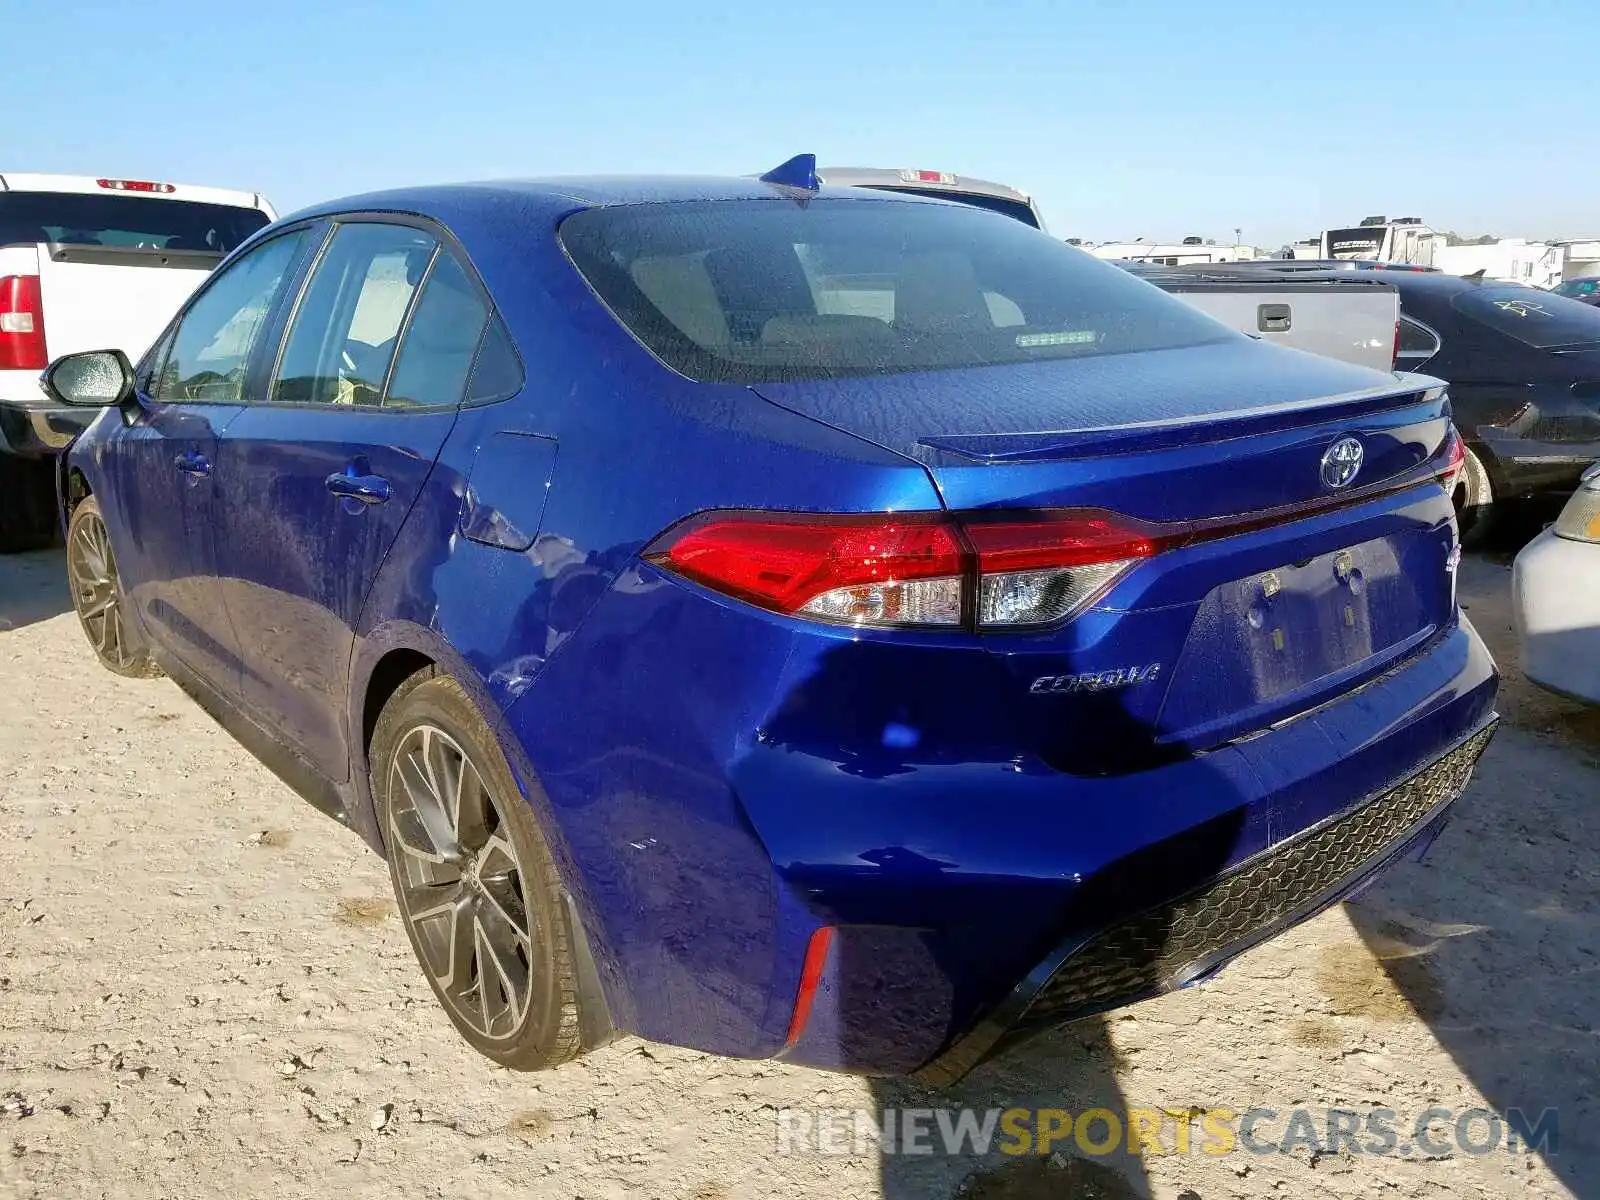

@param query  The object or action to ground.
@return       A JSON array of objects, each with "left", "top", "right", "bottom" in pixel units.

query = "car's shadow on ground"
[
  {"left": 1337, "top": 555, "right": 1600, "bottom": 1195},
  {"left": 1339, "top": 725, "right": 1600, "bottom": 1194},
  {"left": 0, "top": 547, "right": 69, "bottom": 632},
  {"left": 873, "top": 1017, "right": 1155, "bottom": 1199}
]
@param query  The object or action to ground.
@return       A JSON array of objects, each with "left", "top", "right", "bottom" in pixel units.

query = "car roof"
[
  {"left": 0, "top": 171, "right": 267, "bottom": 210},
  {"left": 279, "top": 174, "right": 985, "bottom": 230}
]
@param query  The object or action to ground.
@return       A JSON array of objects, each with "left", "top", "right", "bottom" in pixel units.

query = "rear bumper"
[
  {"left": 913, "top": 721, "right": 1494, "bottom": 1085},
  {"left": 1513, "top": 527, "right": 1600, "bottom": 705},
  {"left": 0, "top": 389, "right": 91, "bottom": 458},
  {"left": 771, "top": 617, "right": 1497, "bottom": 1077}
]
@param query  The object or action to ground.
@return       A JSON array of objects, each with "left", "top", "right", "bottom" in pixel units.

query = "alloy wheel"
[
  {"left": 386, "top": 723, "right": 537, "bottom": 1041},
  {"left": 68, "top": 510, "right": 137, "bottom": 671}
]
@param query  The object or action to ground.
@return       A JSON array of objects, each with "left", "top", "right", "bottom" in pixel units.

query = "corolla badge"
[
  {"left": 1320, "top": 436, "right": 1365, "bottom": 489},
  {"left": 1030, "top": 663, "right": 1163, "bottom": 694}
]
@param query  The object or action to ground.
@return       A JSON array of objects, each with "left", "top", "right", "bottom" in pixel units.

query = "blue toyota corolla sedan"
[{"left": 41, "top": 156, "right": 1498, "bottom": 1083}]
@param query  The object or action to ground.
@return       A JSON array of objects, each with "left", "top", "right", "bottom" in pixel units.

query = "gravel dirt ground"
[{"left": 1, "top": 549, "right": 1595, "bottom": 1200}]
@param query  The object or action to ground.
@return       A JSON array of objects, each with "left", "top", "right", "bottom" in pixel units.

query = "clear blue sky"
[{"left": 12, "top": 0, "right": 1597, "bottom": 246}]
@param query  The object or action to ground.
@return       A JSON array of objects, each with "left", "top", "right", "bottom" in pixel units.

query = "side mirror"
[{"left": 41, "top": 349, "right": 135, "bottom": 408}]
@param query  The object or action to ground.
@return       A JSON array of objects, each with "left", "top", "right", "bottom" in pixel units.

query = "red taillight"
[
  {"left": 1392, "top": 321, "right": 1401, "bottom": 369},
  {"left": 643, "top": 508, "right": 1164, "bottom": 629},
  {"left": 964, "top": 512, "right": 1170, "bottom": 626},
  {"left": 1441, "top": 426, "right": 1467, "bottom": 492},
  {"left": 900, "top": 169, "right": 955, "bottom": 185},
  {"left": 646, "top": 512, "right": 966, "bottom": 627},
  {"left": 962, "top": 513, "right": 1165, "bottom": 572},
  {"left": 96, "top": 178, "right": 175, "bottom": 194},
  {"left": 0, "top": 275, "right": 47, "bottom": 371}
]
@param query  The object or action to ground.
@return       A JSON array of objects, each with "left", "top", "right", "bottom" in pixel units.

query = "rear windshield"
[
  {"left": 1554, "top": 278, "right": 1599, "bottom": 300},
  {"left": 559, "top": 199, "right": 1231, "bottom": 384},
  {"left": 1452, "top": 285, "right": 1600, "bottom": 349},
  {"left": 0, "top": 192, "right": 269, "bottom": 254}
]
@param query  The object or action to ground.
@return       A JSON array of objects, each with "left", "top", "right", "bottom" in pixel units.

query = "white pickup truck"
[{"left": 0, "top": 173, "right": 275, "bottom": 551}]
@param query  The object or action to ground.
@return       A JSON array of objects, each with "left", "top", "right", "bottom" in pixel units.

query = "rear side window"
[
  {"left": 560, "top": 199, "right": 1229, "bottom": 384},
  {"left": 384, "top": 253, "right": 487, "bottom": 409},
  {"left": 272, "top": 223, "right": 436, "bottom": 406},
  {"left": 152, "top": 230, "right": 307, "bottom": 403},
  {"left": 1452, "top": 286, "right": 1600, "bottom": 349},
  {"left": 1395, "top": 315, "right": 1441, "bottom": 366},
  {"left": 0, "top": 192, "right": 268, "bottom": 253},
  {"left": 465, "top": 314, "right": 523, "bottom": 404}
]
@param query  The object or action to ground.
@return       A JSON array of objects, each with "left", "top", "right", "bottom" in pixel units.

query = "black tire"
[
  {"left": 1452, "top": 445, "right": 1497, "bottom": 550},
  {"left": 371, "top": 668, "right": 583, "bottom": 1070},
  {"left": 65, "top": 495, "right": 163, "bottom": 678},
  {"left": 0, "top": 455, "right": 60, "bottom": 554}
]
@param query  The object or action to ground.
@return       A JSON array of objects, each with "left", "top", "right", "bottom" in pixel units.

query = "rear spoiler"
[{"left": 45, "top": 243, "right": 223, "bottom": 269}]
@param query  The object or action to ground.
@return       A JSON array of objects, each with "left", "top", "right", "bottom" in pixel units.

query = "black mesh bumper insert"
[
  {"left": 1024, "top": 724, "right": 1496, "bottom": 1025},
  {"left": 915, "top": 722, "right": 1496, "bottom": 1086}
]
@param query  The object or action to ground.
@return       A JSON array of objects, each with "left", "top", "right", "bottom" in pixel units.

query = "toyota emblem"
[{"left": 1320, "top": 436, "right": 1364, "bottom": 489}]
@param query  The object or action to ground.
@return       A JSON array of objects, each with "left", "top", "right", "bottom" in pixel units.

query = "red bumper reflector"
[{"left": 784, "top": 926, "right": 835, "bottom": 1047}]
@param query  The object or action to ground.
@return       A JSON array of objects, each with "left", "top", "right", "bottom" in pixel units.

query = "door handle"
[
  {"left": 174, "top": 450, "right": 211, "bottom": 477},
  {"left": 325, "top": 469, "right": 393, "bottom": 505}
]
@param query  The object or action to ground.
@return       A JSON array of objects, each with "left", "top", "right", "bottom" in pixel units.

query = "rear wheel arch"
[
  {"left": 360, "top": 648, "right": 437, "bottom": 769},
  {"left": 365, "top": 662, "right": 618, "bottom": 1062}
]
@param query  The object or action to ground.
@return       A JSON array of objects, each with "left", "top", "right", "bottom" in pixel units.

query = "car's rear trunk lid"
[{"left": 754, "top": 341, "right": 1458, "bottom": 772}]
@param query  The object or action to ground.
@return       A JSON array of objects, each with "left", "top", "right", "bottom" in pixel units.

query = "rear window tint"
[
  {"left": 1452, "top": 286, "right": 1600, "bottom": 349},
  {"left": 559, "top": 199, "right": 1230, "bottom": 384},
  {"left": 0, "top": 192, "right": 269, "bottom": 254}
]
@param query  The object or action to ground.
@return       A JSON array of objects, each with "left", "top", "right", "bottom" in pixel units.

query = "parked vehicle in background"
[
  {"left": 816, "top": 166, "right": 1046, "bottom": 230},
  {"left": 1310, "top": 269, "right": 1600, "bottom": 546},
  {"left": 0, "top": 173, "right": 274, "bottom": 551},
  {"left": 1513, "top": 464, "right": 1600, "bottom": 705},
  {"left": 1117, "top": 261, "right": 1400, "bottom": 371},
  {"left": 42, "top": 159, "right": 1496, "bottom": 1081},
  {"left": 1319, "top": 216, "right": 1439, "bottom": 267},
  {"left": 1554, "top": 277, "right": 1600, "bottom": 306}
]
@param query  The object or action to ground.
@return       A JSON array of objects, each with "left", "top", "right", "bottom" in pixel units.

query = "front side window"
[
  {"left": 272, "top": 223, "right": 437, "bottom": 406},
  {"left": 1452, "top": 285, "right": 1600, "bottom": 350},
  {"left": 560, "top": 199, "right": 1230, "bottom": 385},
  {"left": 151, "top": 229, "right": 308, "bottom": 403},
  {"left": 384, "top": 252, "right": 487, "bottom": 409}
]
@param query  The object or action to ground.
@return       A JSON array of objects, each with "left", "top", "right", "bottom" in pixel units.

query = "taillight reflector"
[
  {"left": 0, "top": 275, "right": 47, "bottom": 371},
  {"left": 96, "top": 178, "right": 176, "bottom": 193},
  {"left": 784, "top": 927, "right": 835, "bottom": 1047}
]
